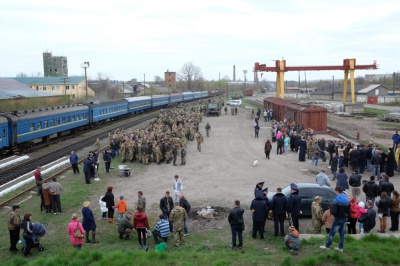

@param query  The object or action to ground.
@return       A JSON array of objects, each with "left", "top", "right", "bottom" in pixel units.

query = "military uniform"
[
  {"left": 180, "top": 146, "right": 186, "bottom": 165},
  {"left": 311, "top": 200, "right": 324, "bottom": 234},
  {"left": 94, "top": 139, "right": 101, "bottom": 154},
  {"left": 169, "top": 205, "right": 187, "bottom": 247},
  {"left": 196, "top": 133, "right": 203, "bottom": 152},
  {"left": 172, "top": 145, "right": 179, "bottom": 166},
  {"left": 205, "top": 123, "right": 211, "bottom": 137},
  {"left": 120, "top": 141, "right": 127, "bottom": 162},
  {"left": 141, "top": 142, "right": 149, "bottom": 165}
]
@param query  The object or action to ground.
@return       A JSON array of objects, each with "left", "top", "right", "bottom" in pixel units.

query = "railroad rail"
[{"left": 0, "top": 112, "right": 157, "bottom": 185}]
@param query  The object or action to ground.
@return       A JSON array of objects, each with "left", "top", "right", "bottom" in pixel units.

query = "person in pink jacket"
[
  {"left": 355, "top": 201, "right": 367, "bottom": 234},
  {"left": 67, "top": 213, "right": 85, "bottom": 250}
]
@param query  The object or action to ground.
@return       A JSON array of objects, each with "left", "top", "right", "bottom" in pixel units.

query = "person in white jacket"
[
  {"left": 173, "top": 175, "right": 183, "bottom": 202},
  {"left": 99, "top": 196, "right": 108, "bottom": 220}
]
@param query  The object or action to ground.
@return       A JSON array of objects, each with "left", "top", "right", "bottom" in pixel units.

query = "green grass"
[
  {"left": 363, "top": 107, "right": 390, "bottom": 119},
  {"left": 2, "top": 159, "right": 400, "bottom": 265}
]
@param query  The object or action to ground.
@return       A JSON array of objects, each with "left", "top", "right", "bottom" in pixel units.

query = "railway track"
[{"left": 0, "top": 112, "right": 157, "bottom": 185}]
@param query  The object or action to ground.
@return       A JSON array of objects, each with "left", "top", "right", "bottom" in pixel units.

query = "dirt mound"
[{"left": 188, "top": 206, "right": 231, "bottom": 232}]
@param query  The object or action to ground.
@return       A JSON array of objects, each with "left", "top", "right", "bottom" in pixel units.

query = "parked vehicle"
[{"left": 267, "top": 183, "right": 337, "bottom": 216}]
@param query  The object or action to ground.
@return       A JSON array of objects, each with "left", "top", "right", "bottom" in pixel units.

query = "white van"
[{"left": 227, "top": 100, "right": 242, "bottom": 106}]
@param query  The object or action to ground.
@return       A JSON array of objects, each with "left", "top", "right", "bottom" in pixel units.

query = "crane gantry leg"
[
  {"left": 349, "top": 59, "right": 356, "bottom": 104},
  {"left": 343, "top": 70, "right": 349, "bottom": 104}
]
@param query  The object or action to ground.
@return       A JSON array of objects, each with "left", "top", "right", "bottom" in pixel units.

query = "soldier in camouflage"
[
  {"left": 180, "top": 144, "right": 186, "bottom": 165},
  {"left": 169, "top": 202, "right": 188, "bottom": 247},
  {"left": 311, "top": 196, "right": 324, "bottom": 234}
]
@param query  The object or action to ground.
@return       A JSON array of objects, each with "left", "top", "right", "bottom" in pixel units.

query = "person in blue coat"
[
  {"left": 69, "top": 151, "right": 80, "bottom": 174},
  {"left": 336, "top": 168, "right": 349, "bottom": 191},
  {"left": 254, "top": 182, "right": 265, "bottom": 198},
  {"left": 287, "top": 183, "right": 302, "bottom": 231},
  {"left": 250, "top": 196, "right": 268, "bottom": 239},
  {"left": 82, "top": 201, "right": 98, "bottom": 244},
  {"left": 83, "top": 157, "right": 94, "bottom": 184}
]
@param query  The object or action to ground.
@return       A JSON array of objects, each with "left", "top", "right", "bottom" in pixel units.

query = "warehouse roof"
[
  {"left": 12, "top": 76, "right": 85, "bottom": 85},
  {"left": 0, "top": 78, "right": 59, "bottom": 99},
  {"left": 357, "top": 84, "right": 388, "bottom": 94}
]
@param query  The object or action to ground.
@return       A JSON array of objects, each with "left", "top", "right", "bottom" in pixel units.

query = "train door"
[{"left": 1, "top": 127, "right": 7, "bottom": 147}]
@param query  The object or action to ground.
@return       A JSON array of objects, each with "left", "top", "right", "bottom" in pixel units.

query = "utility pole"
[
  {"left": 332, "top": 75, "right": 335, "bottom": 99},
  {"left": 60, "top": 77, "right": 70, "bottom": 96},
  {"left": 143, "top": 74, "right": 146, "bottom": 96},
  {"left": 81, "top": 62, "right": 90, "bottom": 101},
  {"left": 219, "top": 73, "right": 220, "bottom": 90}
]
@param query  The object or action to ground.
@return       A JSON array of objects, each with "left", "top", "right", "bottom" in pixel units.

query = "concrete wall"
[{"left": 30, "top": 80, "right": 95, "bottom": 99}]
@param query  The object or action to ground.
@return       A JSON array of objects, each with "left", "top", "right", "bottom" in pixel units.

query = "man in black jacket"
[
  {"left": 358, "top": 145, "right": 367, "bottom": 174},
  {"left": 363, "top": 176, "right": 379, "bottom": 206},
  {"left": 371, "top": 150, "right": 382, "bottom": 178},
  {"left": 359, "top": 200, "right": 376, "bottom": 233},
  {"left": 379, "top": 174, "right": 394, "bottom": 215},
  {"left": 349, "top": 169, "right": 362, "bottom": 202},
  {"left": 228, "top": 200, "right": 244, "bottom": 249},
  {"left": 287, "top": 183, "right": 301, "bottom": 231},
  {"left": 251, "top": 196, "right": 268, "bottom": 239},
  {"left": 271, "top": 188, "right": 287, "bottom": 237},
  {"left": 160, "top": 191, "right": 174, "bottom": 232},
  {"left": 178, "top": 193, "right": 191, "bottom": 236}
]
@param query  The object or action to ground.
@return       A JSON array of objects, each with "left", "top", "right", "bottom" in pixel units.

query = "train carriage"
[
  {"left": 124, "top": 96, "right": 152, "bottom": 113},
  {"left": 182, "top": 92, "right": 194, "bottom": 101},
  {"left": 4, "top": 105, "right": 89, "bottom": 148},
  {"left": 151, "top": 95, "right": 170, "bottom": 108},
  {"left": 87, "top": 100, "right": 128, "bottom": 123},
  {"left": 0, "top": 116, "right": 9, "bottom": 150},
  {"left": 201, "top": 91, "right": 209, "bottom": 98},
  {"left": 169, "top": 93, "right": 183, "bottom": 104},
  {"left": 193, "top": 91, "right": 202, "bottom": 99}
]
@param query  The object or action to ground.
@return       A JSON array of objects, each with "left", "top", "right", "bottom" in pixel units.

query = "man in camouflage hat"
[
  {"left": 169, "top": 202, "right": 188, "bottom": 247},
  {"left": 311, "top": 196, "right": 324, "bottom": 234}
]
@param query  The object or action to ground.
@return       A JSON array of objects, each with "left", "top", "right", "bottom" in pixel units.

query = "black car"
[{"left": 267, "top": 183, "right": 337, "bottom": 216}]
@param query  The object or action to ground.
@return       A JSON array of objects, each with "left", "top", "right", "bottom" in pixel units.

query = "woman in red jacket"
[
  {"left": 67, "top": 213, "right": 85, "bottom": 250},
  {"left": 133, "top": 207, "right": 149, "bottom": 249}
]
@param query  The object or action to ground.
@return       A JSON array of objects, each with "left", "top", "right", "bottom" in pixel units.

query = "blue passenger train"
[{"left": 0, "top": 91, "right": 222, "bottom": 152}]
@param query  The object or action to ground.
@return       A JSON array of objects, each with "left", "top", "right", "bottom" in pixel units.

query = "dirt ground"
[
  {"left": 13, "top": 97, "right": 397, "bottom": 236},
  {"left": 82, "top": 101, "right": 397, "bottom": 236}
]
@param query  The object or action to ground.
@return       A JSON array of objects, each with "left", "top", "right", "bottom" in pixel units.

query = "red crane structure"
[{"left": 254, "top": 59, "right": 379, "bottom": 103}]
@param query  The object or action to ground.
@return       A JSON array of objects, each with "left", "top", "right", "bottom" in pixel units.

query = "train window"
[
  {"left": 30, "top": 123, "right": 34, "bottom": 132},
  {"left": 62, "top": 117, "right": 66, "bottom": 124},
  {"left": 50, "top": 120, "right": 54, "bottom": 127},
  {"left": 76, "top": 115, "right": 80, "bottom": 120},
  {"left": 37, "top": 122, "right": 41, "bottom": 130},
  {"left": 56, "top": 118, "right": 60, "bottom": 125},
  {"left": 3, "top": 129, "right": 6, "bottom": 137},
  {"left": 71, "top": 115, "right": 75, "bottom": 121},
  {"left": 44, "top": 121, "right": 48, "bottom": 128}
]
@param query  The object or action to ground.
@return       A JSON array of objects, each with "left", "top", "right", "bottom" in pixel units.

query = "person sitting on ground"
[
  {"left": 118, "top": 212, "right": 134, "bottom": 240},
  {"left": 153, "top": 214, "right": 170, "bottom": 244},
  {"left": 315, "top": 169, "right": 330, "bottom": 187},
  {"left": 285, "top": 226, "right": 301, "bottom": 255}
]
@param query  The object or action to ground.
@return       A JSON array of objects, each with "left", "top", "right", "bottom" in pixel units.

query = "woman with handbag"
[
  {"left": 67, "top": 213, "right": 85, "bottom": 250},
  {"left": 82, "top": 201, "right": 98, "bottom": 243},
  {"left": 376, "top": 192, "right": 391, "bottom": 233}
]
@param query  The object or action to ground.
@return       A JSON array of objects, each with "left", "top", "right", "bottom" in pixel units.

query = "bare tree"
[
  {"left": 15, "top": 72, "right": 28, "bottom": 77},
  {"left": 154, "top": 75, "right": 164, "bottom": 85},
  {"left": 178, "top": 62, "right": 203, "bottom": 91}
]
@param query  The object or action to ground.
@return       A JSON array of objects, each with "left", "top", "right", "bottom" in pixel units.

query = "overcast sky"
[{"left": 0, "top": 0, "right": 399, "bottom": 82}]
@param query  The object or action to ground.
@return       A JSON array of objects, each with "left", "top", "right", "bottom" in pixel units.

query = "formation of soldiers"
[{"left": 107, "top": 107, "right": 203, "bottom": 166}]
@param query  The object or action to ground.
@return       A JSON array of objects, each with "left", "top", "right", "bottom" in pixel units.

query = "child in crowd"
[
  {"left": 356, "top": 201, "right": 367, "bottom": 234},
  {"left": 99, "top": 196, "right": 108, "bottom": 220},
  {"left": 114, "top": 195, "right": 127, "bottom": 223}
]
